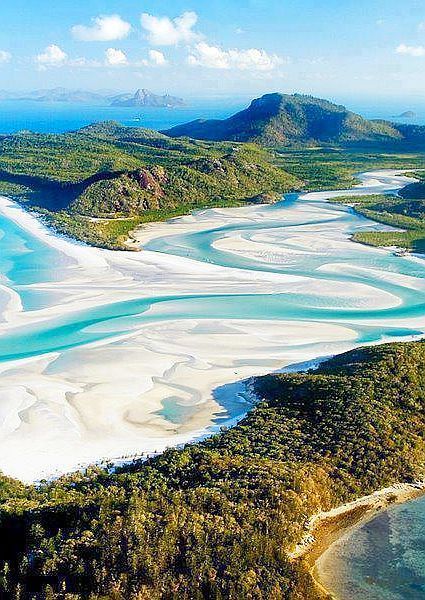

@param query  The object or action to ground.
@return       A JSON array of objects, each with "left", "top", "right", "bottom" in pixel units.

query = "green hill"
[
  {"left": 164, "top": 93, "right": 425, "bottom": 147},
  {"left": 399, "top": 173, "right": 425, "bottom": 201},
  {"left": 0, "top": 121, "right": 299, "bottom": 248}
]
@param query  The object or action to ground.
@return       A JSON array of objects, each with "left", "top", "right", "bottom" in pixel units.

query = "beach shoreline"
[{"left": 289, "top": 481, "right": 425, "bottom": 599}]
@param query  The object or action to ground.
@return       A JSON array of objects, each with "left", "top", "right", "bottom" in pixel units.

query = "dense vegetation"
[
  {"left": 165, "top": 93, "right": 425, "bottom": 147},
  {"left": 275, "top": 147, "right": 425, "bottom": 190},
  {"left": 332, "top": 185, "right": 425, "bottom": 251},
  {"left": 1, "top": 341, "right": 425, "bottom": 599},
  {"left": 399, "top": 174, "right": 425, "bottom": 201},
  {"left": 1, "top": 121, "right": 424, "bottom": 248},
  {"left": 0, "top": 122, "right": 299, "bottom": 248}
]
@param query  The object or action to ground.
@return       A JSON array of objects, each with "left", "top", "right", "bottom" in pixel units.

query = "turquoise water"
[
  {"left": 318, "top": 495, "right": 425, "bottom": 599},
  {"left": 0, "top": 101, "right": 424, "bottom": 574},
  {"left": 0, "top": 174, "right": 424, "bottom": 581},
  {"left": 0, "top": 208, "right": 73, "bottom": 311},
  {"left": 1, "top": 169, "right": 425, "bottom": 484},
  {"left": 1, "top": 178, "right": 425, "bottom": 363}
]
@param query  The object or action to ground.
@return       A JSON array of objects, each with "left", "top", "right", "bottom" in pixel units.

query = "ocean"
[
  {"left": 0, "top": 98, "right": 424, "bottom": 135},
  {"left": 0, "top": 98, "right": 247, "bottom": 134}
]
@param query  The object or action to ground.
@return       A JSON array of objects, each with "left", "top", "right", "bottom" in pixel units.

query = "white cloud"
[
  {"left": 105, "top": 48, "right": 128, "bottom": 66},
  {"left": 141, "top": 11, "right": 200, "bottom": 46},
  {"left": 68, "top": 57, "right": 102, "bottom": 68},
  {"left": 187, "top": 42, "right": 282, "bottom": 71},
  {"left": 0, "top": 50, "right": 11, "bottom": 64},
  {"left": 396, "top": 43, "right": 425, "bottom": 57},
  {"left": 72, "top": 15, "right": 131, "bottom": 42},
  {"left": 140, "top": 50, "right": 168, "bottom": 67},
  {"left": 418, "top": 21, "right": 425, "bottom": 31},
  {"left": 148, "top": 49, "right": 168, "bottom": 66},
  {"left": 187, "top": 43, "right": 228, "bottom": 69},
  {"left": 36, "top": 45, "right": 68, "bottom": 68}
]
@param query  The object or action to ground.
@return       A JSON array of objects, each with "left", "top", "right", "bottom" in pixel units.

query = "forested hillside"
[
  {"left": 164, "top": 93, "right": 425, "bottom": 147},
  {"left": 0, "top": 122, "right": 299, "bottom": 248},
  {"left": 0, "top": 341, "right": 425, "bottom": 599}
]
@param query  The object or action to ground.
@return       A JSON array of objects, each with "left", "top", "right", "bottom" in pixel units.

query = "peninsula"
[{"left": 1, "top": 341, "right": 425, "bottom": 598}]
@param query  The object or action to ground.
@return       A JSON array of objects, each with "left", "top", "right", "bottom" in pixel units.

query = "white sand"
[
  {"left": 0, "top": 170, "right": 423, "bottom": 482},
  {"left": 289, "top": 480, "right": 425, "bottom": 561}
]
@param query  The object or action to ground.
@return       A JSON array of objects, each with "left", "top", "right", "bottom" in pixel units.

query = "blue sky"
[{"left": 1, "top": 0, "right": 425, "bottom": 101}]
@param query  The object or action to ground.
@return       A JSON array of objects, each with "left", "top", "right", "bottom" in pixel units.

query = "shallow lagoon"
[{"left": 318, "top": 495, "right": 425, "bottom": 599}]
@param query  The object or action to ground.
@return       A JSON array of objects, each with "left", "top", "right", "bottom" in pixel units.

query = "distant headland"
[
  {"left": 394, "top": 110, "right": 417, "bottom": 119},
  {"left": 0, "top": 87, "right": 186, "bottom": 108}
]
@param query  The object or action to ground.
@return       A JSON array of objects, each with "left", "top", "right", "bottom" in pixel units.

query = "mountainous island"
[
  {"left": 0, "top": 88, "right": 185, "bottom": 108},
  {"left": 110, "top": 89, "right": 185, "bottom": 108},
  {"left": 164, "top": 92, "right": 425, "bottom": 146},
  {"left": 395, "top": 110, "right": 417, "bottom": 119}
]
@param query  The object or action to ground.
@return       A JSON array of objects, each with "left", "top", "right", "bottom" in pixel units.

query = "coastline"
[
  {"left": 1, "top": 168, "right": 425, "bottom": 595},
  {"left": 289, "top": 481, "right": 425, "bottom": 599}
]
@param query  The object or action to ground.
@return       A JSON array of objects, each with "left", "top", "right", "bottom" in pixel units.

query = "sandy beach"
[
  {"left": 288, "top": 481, "right": 425, "bottom": 598},
  {"left": 0, "top": 169, "right": 423, "bottom": 482}
]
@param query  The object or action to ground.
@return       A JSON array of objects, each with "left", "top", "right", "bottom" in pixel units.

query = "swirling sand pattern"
[{"left": 0, "top": 170, "right": 423, "bottom": 481}]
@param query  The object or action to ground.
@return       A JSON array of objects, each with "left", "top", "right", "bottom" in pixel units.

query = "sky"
[{"left": 1, "top": 0, "right": 425, "bottom": 102}]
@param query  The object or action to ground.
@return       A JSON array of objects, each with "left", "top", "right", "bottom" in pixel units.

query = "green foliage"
[
  {"left": 1, "top": 120, "right": 424, "bottom": 249},
  {"left": 0, "top": 123, "right": 299, "bottom": 248},
  {"left": 164, "top": 93, "right": 425, "bottom": 147},
  {"left": 399, "top": 179, "right": 425, "bottom": 200},
  {"left": 0, "top": 131, "right": 142, "bottom": 181},
  {"left": 332, "top": 191, "right": 425, "bottom": 251},
  {"left": 36, "top": 210, "right": 143, "bottom": 250},
  {"left": 275, "top": 148, "right": 425, "bottom": 191},
  {"left": 1, "top": 341, "right": 425, "bottom": 598}
]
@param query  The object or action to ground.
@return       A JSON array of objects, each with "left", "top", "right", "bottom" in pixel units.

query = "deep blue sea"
[
  {"left": 0, "top": 98, "right": 248, "bottom": 134},
  {"left": 0, "top": 97, "right": 424, "bottom": 134}
]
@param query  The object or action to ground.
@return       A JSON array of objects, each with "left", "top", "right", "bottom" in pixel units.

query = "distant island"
[
  {"left": 394, "top": 110, "right": 417, "bottom": 119},
  {"left": 0, "top": 87, "right": 186, "bottom": 108},
  {"left": 164, "top": 92, "right": 425, "bottom": 146},
  {"left": 110, "top": 89, "right": 185, "bottom": 108}
]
